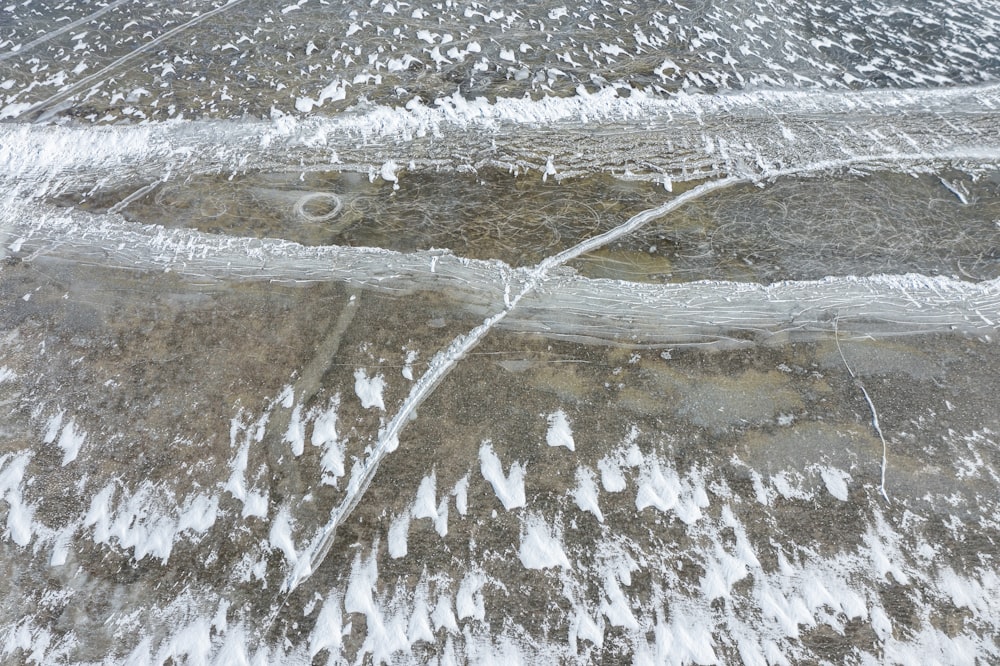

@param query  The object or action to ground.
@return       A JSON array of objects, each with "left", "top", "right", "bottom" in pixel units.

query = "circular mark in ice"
[{"left": 294, "top": 192, "right": 343, "bottom": 223}]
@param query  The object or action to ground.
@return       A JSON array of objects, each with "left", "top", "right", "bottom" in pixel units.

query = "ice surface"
[{"left": 2, "top": 0, "right": 1000, "bottom": 663}]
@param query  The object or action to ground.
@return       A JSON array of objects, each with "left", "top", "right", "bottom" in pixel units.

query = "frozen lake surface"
[{"left": 1, "top": 0, "right": 1000, "bottom": 663}]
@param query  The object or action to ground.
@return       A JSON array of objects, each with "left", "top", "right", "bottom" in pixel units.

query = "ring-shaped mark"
[{"left": 294, "top": 192, "right": 343, "bottom": 222}]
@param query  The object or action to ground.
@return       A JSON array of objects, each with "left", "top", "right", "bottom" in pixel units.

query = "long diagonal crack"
[{"left": 281, "top": 176, "right": 743, "bottom": 592}]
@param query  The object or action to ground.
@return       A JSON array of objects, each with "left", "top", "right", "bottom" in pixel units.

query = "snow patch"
[
  {"left": 545, "top": 409, "right": 575, "bottom": 451},
  {"left": 519, "top": 513, "right": 570, "bottom": 569},
  {"left": 572, "top": 466, "right": 604, "bottom": 522},
  {"left": 479, "top": 441, "right": 526, "bottom": 510},
  {"left": 53, "top": 417, "right": 86, "bottom": 466},
  {"left": 354, "top": 369, "right": 386, "bottom": 410},
  {"left": 388, "top": 509, "right": 410, "bottom": 559},
  {"left": 818, "top": 466, "right": 851, "bottom": 501}
]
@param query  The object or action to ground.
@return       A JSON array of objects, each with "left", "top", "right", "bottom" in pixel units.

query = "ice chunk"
[
  {"left": 452, "top": 475, "right": 469, "bottom": 516},
  {"left": 284, "top": 404, "right": 305, "bottom": 456},
  {"left": 431, "top": 594, "right": 459, "bottom": 633},
  {"left": 268, "top": 507, "right": 297, "bottom": 566},
  {"left": 56, "top": 418, "right": 86, "bottom": 465},
  {"left": 456, "top": 571, "right": 485, "bottom": 621},
  {"left": 519, "top": 514, "right": 570, "bottom": 569},
  {"left": 177, "top": 494, "right": 218, "bottom": 534},
  {"left": 408, "top": 583, "right": 435, "bottom": 645},
  {"left": 572, "top": 466, "right": 604, "bottom": 522},
  {"left": 412, "top": 472, "right": 438, "bottom": 520},
  {"left": 598, "top": 454, "right": 626, "bottom": 493},
  {"left": 309, "top": 594, "right": 343, "bottom": 658},
  {"left": 635, "top": 459, "right": 680, "bottom": 513},
  {"left": 818, "top": 466, "right": 851, "bottom": 501},
  {"left": 479, "top": 441, "right": 526, "bottom": 510},
  {"left": 354, "top": 369, "right": 386, "bottom": 410},
  {"left": 388, "top": 510, "right": 410, "bottom": 559},
  {"left": 545, "top": 410, "right": 575, "bottom": 451}
]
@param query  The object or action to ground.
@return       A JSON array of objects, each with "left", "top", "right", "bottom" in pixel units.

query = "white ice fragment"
[
  {"left": 269, "top": 507, "right": 297, "bottom": 565},
  {"left": 940, "top": 178, "right": 969, "bottom": 204},
  {"left": 295, "top": 97, "right": 315, "bottom": 113},
  {"left": 5, "top": 492, "right": 34, "bottom": 547},
  {"left": 479, "top": 441, "right": 526, "bottom": 510},
  {"left": 311, "top": 398, "right": 344, "bottom": 484},
  {"left": 572, "top": 466, "right": 604, "bottom": 522},
  {"left": 519, "top": 513, "right": 570, "bottom": 569},
  {"left": 242, "top": 491, "right": 268, "bottom": 519},
  {"left": 545, "top": 409, "right": 575, "bottom": 451},
  {"left": 380, "top": 160, "right": 399, "bottom": 188},
  {"left": 542, "top": 155, "right": 557, "bottom": 182},
  {"left": 434, "top": 496, "right": 449, "bottom": 537},
  {"left": 84, "top": 483, "right": 114, "bottom": 543},
  {"left": 0, "top": 453, "right": 33, "bottom": 546},
  {"left": 431, "top": 594, "right": 459, "bottom": 633},
  {"left": 388, "top": 510, "right": 410, "bottom": 559},
  {"left": 750, "top": 470, "right": 774, "bottom": 506},
  {"left": 402, "top": 349, "right": 418, "bottom": 380},
  {"left": 635, "top": 459, "right": 680, "bottom": 513},
  {"left": 309, "top": 594, "right": 344, "bottom": 658},
  {"left": 412, "top": 472, "right": 437, "bottom": 520},
  {"left": 456, "top": 571, "right": 485, "bottom": 621},
  {"left": 278, "top": 385, "right": 295, "bottom": 409},
  {"left": 211, "top": 600, "right": 230, "bottom": 634},
  {"left": 770, "top": 471, "right": 813, "bottom": 501},
  {"left": 224, "top": 443, "right": 249, "bottom": 502},
  {"left": 43, "top": 410, "right": 64, "bottom": 444},
  {"left": 408, "top": 585, "right": 435, "bottom": 645},
  {"left": 865, "top": 515, "right": 909, "bottom": 584},
  {"left": 700, "top": 545, "right": 749, "bottom": 600},
  {"left": 156, "top": 618, "right": 213, "bottom": 665},
  {"left": 284, "top": 404, "right": 305, "bottom": 456},
  {"left": 624, "top": 442, "right": 644, "bottom": 467},
  {"left": 818, "top": 466, "right": 851, "bottom": 501},
  {"left": 177, "top": 494, "right": 219, "bottom": 534},
  {"left": 49, "top": 523, "right": 75, "bottom": 566},
  {"left": 601, "top": 573, "right": 639, "bottom": 630},
  {"left": 573, "top": 609, "right": 604, "bottom": 648},
  {"left": 656, "top": 618, "right": 719, "bottom": 665},
  {"left": 598, "top": 454, "right": 626, "bottom": 492},
  {"left": 318, "top": 78, "right": 347, "bottom": 105},
  {"left": 452, "top": 475, "right": 469, "bottom": 515},
  {"left": 870, "top": 605, "right": 892, "bottom": 642},
  {"left": 55, "top": 419, "right": 86, "bottom": 465},
  {"left": 354, "top": 368, "right": 386, "bottom": 410}
]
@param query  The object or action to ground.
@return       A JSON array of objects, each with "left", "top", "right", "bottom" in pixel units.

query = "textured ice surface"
[{"left": 2, "top": 1, "right": 1000, "bottom": 664}]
